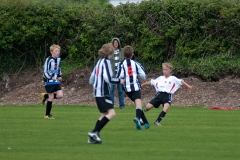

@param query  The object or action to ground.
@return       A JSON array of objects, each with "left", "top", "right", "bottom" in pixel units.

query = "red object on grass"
[{"left": 209, "top": 106, "right": 238, "bottom": 110}]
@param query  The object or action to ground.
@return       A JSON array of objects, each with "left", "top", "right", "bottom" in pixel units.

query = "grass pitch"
[{"left": 0, "top": 105, "right": 239, "bottom": 160}]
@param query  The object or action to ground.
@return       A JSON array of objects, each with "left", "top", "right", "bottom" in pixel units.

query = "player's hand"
[
  {"left": 188, "top": 85, "right": 192, "bottom": 89},
  {"left": 58, "top": 77, "right": 62, "bottom": 81},
  {"left": 120, "top": 79, "right": 125, "bottom": 84},
  {"left": 52, "top": 77, "right": 56, "bottom": 81}
]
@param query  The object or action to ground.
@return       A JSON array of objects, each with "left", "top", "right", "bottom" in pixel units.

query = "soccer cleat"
[
  {"left": 44, "top": 115, "right": 54, "bottom": 119},
  {"left": 154, "top": 121, "right": 162, "bottom": 126},
  {"left": 41, "top": 93, "right": 47, "bottom": 105},
  {"left": 133, "top": 118, "right": 142, "bottom": 130},
  {"left": 144, "top": 123, "right": 150, "bottom": 129},
  {"left": 88, "top": 132, "right": 102, "bottom": 142},
  {"left": 88, "top": 137, "right": 102, "bottom": 144}
]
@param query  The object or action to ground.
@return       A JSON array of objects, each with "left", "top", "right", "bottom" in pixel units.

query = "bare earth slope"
[{"left": 0, "top": 68, "right": 240, "bottom": 108}]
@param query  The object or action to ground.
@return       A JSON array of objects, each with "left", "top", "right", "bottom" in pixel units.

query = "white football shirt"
[{"left": 150, "top": 75, "right": 183, "bottom": 94}]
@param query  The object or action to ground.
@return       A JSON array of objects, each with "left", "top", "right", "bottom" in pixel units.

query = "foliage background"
[{"left": 0, "top": 0, "right": 240, "bottom": 80}]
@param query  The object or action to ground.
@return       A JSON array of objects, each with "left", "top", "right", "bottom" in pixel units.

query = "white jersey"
[{"left": 151, "top": 75, "right": 182, "bottom": 94}]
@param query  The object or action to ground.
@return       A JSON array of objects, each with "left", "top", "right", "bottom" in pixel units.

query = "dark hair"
[
  {"left": 98, "top": 43, "right": 114, "bottom": 57},
  {"left": 123, "top": 45, "right": 133, "bottom": 58}
]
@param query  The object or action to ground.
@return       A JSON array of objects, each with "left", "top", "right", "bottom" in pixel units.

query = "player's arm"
[
  {"left": 141, "top": 81, "right": 151, "bottom": 87},
  {"left": 181, "top": 81, "right": 192, "bottom": 89},
  {"left": 136, "top": 61, "right": 146, "bottom": 80},
  {"left": 43, "top": 59, "right": 53, "bottom": 80},
  {"left": 57, "top": 59, "right": 62, "bottom": 81},
  {"left": 89, "top": 67, "right": 96, "bottom": 85}
]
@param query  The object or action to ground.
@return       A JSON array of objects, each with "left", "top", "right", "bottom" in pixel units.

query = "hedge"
[{"left": 0, "top": 0, "right": 240, "bottom": 80}]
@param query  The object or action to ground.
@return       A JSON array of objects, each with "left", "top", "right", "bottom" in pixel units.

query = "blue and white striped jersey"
[
  {"left": 43, "top": 56, "right": 62, "bottom": 85},
  {"left": 89, "top": 58, "right": 120, "bottom": 97},
  {"left": 117, "top": 58, "right": 146, "bottom": 92}
]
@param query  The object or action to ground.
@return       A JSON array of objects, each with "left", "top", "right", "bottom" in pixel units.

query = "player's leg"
[
  {"left": 144, "top": 103, "right": 154, "bottom": 111},
  {"left": 55, "top": 89, "right": 63, "bottom": 99},
  {"left": 41, "top": 93, "right": 48, "bottom": 105},
  {"left": 44, "top": 93, "right": 54, "bottom": 119},
  {"left": 154, "top": 103, "right": 170, "bottom": 126},
  {"left": 88, "top": 97, "right": 114, "bottom": 143},
  {"left": 133, "top": 98, "right": 143, "bottom": 130}
]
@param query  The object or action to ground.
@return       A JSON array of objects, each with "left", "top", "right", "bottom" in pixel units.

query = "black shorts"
[
  {"left": 45, "top": 84, "right": 62, "bottom": 93},
  {"left": 149, "top": 92, "right": 172, "bottom": 108},
  {"left": 125, "top": 90, "right": 141, "bottom": 102},
  {"left": 95, "top": 96, "right": 114, "bottom": 113}
]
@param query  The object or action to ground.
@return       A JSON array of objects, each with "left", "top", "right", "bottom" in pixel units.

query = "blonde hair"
[
  {"left": 98, "top": 43, "right": 114, "bottom": 57},
  {"left": 50, "top": 44, "right": 61, "bottom": 52},
  {"left": 123, "top": 45, "right": 134, "bottom": 58},
  {"left": 162, "top": 62, "right": 173, "bottom": 70}
]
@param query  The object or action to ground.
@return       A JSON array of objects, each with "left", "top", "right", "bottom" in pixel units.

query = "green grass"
[{"left": 0, "top": 105, "right": 239, "bottom": 160}]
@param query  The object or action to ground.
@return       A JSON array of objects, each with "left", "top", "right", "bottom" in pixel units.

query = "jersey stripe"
[{"left": 89, "top": 58, "right": 120, "bottom": 97}]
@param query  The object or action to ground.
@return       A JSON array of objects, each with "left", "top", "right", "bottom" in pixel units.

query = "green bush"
[{"left": 0, "top": 0, "right": 240, "bottom": 80}]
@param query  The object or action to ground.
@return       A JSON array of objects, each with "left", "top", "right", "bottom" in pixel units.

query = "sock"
[
  {"left": 136, "top": 107, "right": 142, "bottom": 120},
  {"left": 44, "top": 94, "right": 49, "bottom": 99},
  {"left": 92, "top": 120, "right": 101, "bottom": 132},
  {"left": 140, "top": 111, "right": 148, "bottom": 124},
  {"left": 46, "top": 101, "right": 52, "bottom": 115},
  {"left": 156, "top": 111, "right": 166, "bottom": 123},
  {"left": 92, "top": 116, "right": 109, "bottom": 133}
]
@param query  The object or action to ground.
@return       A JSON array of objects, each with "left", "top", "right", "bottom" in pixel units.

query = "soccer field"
[{"left": 0, "top": 105, "right": 239, "bottom": 160}]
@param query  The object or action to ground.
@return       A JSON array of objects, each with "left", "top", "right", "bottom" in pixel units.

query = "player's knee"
[
  {"left": 146, "top": 104, "right": 153, "bottom": 110},
  {"left": 108, "top": 111, "right": 116, "bottom": 119}
]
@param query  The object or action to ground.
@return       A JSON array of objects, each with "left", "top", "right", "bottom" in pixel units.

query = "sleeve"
[
  {"left": 57, "top": 58, "right": 62, "bottom": 77},
  {"left": 89, "top": 67, "right": 96, "bottom": 85},
  {"left": 43, "top": 58, "right": 53, "bottom": 80},
  {"left": 174, "top": 76, "right": 183, "bottom": 86},
  {"left": 136, "top": 61, "right": 146, "bottom": 80},
  {"left": 116, "top": 61, "right": 123, "bottom": 79}
]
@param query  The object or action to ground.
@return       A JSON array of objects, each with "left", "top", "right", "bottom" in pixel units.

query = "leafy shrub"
[{"left": 0, "top": 0, "right": 240, "bottom": 80}]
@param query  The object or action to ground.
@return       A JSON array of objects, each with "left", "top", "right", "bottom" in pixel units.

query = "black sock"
[
  {"left": 93, "top": 116, "right": 109, "bottom": 133},
  {"left": 141, "top": 111, "right": 148, "bottom": 124},
  {"left": 44, "top": 94, "right": 49, "bottom": 99},
  {"left": 54, "top": 93, "right": 57, "bottom": 99},
  {"left": 156, "top": 111, "right": 166, "bottom": 122},
  {"left": 136, "top": 109, "right": 142, "bottom": 119},
  {"left": 46, "top": 101, "right": 52, "bottom": 115},
  {"left": 92, "top": 120, "right": 101, "bottom": 132}
]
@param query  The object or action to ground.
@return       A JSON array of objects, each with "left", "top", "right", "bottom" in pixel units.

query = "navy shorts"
[
  {"left": 45, "top": 84, "right": 62, "bottom": 93},
  {"left": 95, "top": 96, "right": 114, "bottom": 113},
  {"left": 125, "top": 90, "right": 141, "bottom": 102},
  {"left": 149, "top": 92, "right": 172, "bottom": 108}
]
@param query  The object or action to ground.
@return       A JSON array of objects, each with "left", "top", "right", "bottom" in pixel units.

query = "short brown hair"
[
  {"left": 123, "top": 45, "right": 133, "bottom": 58},
  {"left": 162, "top": 62, "right": 173, "bottom": 70},
  {"left": 98, "top": 43, "right": 114, "bottom": 57},
  {"left": 50, "top": 44, "right": 61, "bottom": 52}
]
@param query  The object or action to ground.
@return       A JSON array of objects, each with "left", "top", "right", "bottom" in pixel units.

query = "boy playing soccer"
[
  {"left": 117, "top": 45, "right": 149, "bottom": 130},
  {"left": 141, "top": 62, "right": 192, "bottom": 126},
  {"left": 41, "top": 44, "right": 63, "bottom": 119},
  {"left": 88, "top": 43, "right": 124, "bottom": 144}
]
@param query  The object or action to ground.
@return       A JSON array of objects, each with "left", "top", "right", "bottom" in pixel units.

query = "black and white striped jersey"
[
  {"left": 89, "top": 58, "right": 120, "bottom": 97},
  {"left": 43, "top": 56, "right": 62, "bottom": 85},
  {"left": 117, "top": 58, "right": 146, "bottom": 92}
]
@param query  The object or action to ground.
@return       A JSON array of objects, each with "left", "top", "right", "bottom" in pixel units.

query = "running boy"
[
  {"left": 117, "top": 45, "right": 149, "bottom": 130},
  {"left": 88, "top": 43, "right": 124, "bottom": 144},
  {"left": 141, "top": 62, "right": 192, "bottom": 126},
  {"left": 41, "top": 44, "right": 63, "bottom": 119}
]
